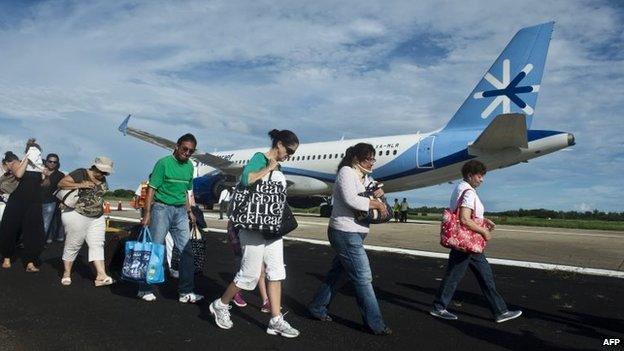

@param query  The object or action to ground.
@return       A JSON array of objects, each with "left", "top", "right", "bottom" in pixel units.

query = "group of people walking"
[
  {"left": 0, "top": 138, "right": 115, "bottom": 286},
  {"left": 0, "top": 130, "right": 522, "bottom": 339}
]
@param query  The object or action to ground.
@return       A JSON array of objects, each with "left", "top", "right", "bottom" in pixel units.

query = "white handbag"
[{"left": 54, "top": 188, "right": 79, "bottom": 208}]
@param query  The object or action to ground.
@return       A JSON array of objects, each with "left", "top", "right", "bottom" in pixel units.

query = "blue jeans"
[
  {"left": 138, "top": 202, "right": 195, "bottom": 294},
  {"left": 433, "top": 249, "right": 508, "bottom": 316},
  {"left": 309, "top": 227, "right": 387, "bottom": 332},
  {"left": 42, "top": 202, "right": 61, "bottom": 241}
]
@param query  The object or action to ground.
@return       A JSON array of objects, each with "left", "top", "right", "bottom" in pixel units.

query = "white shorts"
[{"left": 233, "top": 229, "right": 286, "bottom": 290}]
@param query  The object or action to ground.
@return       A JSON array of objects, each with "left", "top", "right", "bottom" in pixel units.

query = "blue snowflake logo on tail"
[{"left": 473, "top": 59, "right": 540, "bottom": 119}]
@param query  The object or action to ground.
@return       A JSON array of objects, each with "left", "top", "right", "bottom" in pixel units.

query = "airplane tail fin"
[{"left": 443, "top": 22, "right": 554, "bottom": 131}]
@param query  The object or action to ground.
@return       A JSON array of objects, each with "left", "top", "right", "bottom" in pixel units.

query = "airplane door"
[{"left": 417, "top": 136, "right": 435, "bottom": 168}]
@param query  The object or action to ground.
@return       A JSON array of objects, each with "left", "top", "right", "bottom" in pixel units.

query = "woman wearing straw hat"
[{"left": 57, "top": 156, "right": 115, "bottom": 287}]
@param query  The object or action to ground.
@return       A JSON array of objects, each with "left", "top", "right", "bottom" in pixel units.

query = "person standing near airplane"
[
  {"left": 430, "top": 160, "right": 522, "bottom": 323},
  {"left": 0, "top": 139, "right": 46, "bottom": 272},
  {"left": 209, "top": 129, "right": 301, "bottom": 338},
  {"left": 0, "top": 155, "right": 19, "bottom": 226},
  {"left": 41, "top": 153, "right": 65, "bottom": 244},
  {"left": 137, "top": 133, "right": 203, "bottom": 303},
  {"left": 217, "top": 187, "right": 231, "bottom": 220},
  {"left": 392, "top": 198, "right": 400, "bottom": 223},
  {"left": 400, "top": 198, "right": 409, "bottom": 223},
  {"left": 58, "top": 157, "right": 115, "bottom": 287},
  {"left": 308, "top": 142, "right": 392, "bottom": 335}
]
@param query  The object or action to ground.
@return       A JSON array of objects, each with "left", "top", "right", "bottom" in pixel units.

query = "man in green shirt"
[{"left": 137, "top": 133, "right": 203, "bottom": 303}]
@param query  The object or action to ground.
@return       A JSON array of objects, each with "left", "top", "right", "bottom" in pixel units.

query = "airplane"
[{"left": 119, "top": 22, "right": 574, "bottom": 216}]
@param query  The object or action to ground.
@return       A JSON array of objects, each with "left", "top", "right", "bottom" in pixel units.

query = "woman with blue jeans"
[
  {"left": 430, "top": 160, "right": 522, "bottom": 323},
  {"left": 308, "top": 143, "right": 392, "bottom": 335}
]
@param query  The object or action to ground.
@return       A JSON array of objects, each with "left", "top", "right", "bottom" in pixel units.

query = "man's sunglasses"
[{"left": 178, "top": 146, "right": 196, "bottom": 155}]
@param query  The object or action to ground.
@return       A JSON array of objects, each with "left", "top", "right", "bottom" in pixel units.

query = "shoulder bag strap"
[{"left": 454, "top": 189, "right": 471, "bottom": 216}]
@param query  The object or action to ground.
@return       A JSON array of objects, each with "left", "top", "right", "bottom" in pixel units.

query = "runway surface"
[
  {"left": 114, "top": 209, "right": 624, "bottom": 272},
  {"left": 0, "top": 223, "right": 622, "bottom": 350}
]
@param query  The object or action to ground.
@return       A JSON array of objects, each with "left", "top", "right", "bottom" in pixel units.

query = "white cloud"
[{"left": 0, "top": 0, "right": 622, "bottom": 210}]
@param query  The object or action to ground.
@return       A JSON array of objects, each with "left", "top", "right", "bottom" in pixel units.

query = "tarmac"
[
  {"left": 114, "top": 209, "right": 624, "bottom": 271},
  {"left": 0, "top": 212, "right": 623, "bottom": 350}
]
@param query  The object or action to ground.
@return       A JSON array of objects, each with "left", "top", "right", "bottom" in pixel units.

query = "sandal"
[
  {"left": 94, "top": 276, "right": 115, "bottom": 287},
  {"left": 61, "top": 277, "right": 72, "bottom": 286},
  {"left": 25, "top": 265, "right": 40, "bottom": 273}
]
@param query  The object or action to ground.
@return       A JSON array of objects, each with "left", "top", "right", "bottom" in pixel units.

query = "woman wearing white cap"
[{"left": 57, "top": 156, "right": 114, "bottom": 286}]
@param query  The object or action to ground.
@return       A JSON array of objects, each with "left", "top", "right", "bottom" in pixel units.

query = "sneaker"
[
  {"left": 308, "top": 307, "right": 332, "bottom": 322},
  {"left": 372, "top": 326, "right": 393, "bottom": 336},
  {"left": 137, "top": 292, "right": 157, "bottom": 302},
  {"left": 179, "top": 292, "right": 204, "bottom": 304},
  {"left": 267, "top": 314, "right": 300, "bottom": 338},
  {"left": 232, "top": 292, "right": 247, "bottom": 307},
  {"left": 495, "top": 310, "right": 522, "bottom": 323},
  {"left": 209, "top": 299, "right": 233, "bottom": 329},
  {"left": 430, "top": 308, "right": 458, "bottom": 320},
  {"left": 261, "top": 298, "right": 271, "bottom": 313}
]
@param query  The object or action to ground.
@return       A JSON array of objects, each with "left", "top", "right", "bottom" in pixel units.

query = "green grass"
[
  {"left": 405, "top": 213, "right": 624, "bottom": 231},
  {"left": 489, "top": 216, "right": 624, "bottom": 231},
  {"left": 105, "top": 198, "right": 623, "bottom": 231}
]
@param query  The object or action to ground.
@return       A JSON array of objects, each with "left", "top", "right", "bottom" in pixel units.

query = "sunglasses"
[
  {"left": 178, "top": 146, "right": 196, "bottom": 155},
  {"left": 285, "top": 145, "right": 296, "bottom": 156}
]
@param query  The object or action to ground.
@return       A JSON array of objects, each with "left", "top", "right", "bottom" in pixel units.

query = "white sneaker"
[
  {"left": 267, "top": 314, "right": 300, "bottom": 338},
  {"left": 179, "top": 292, "right": 204, "bottom": 304},
  {"left": 137, "top": 292, "right": 157, "bottom": 302},
  {"left": 209, "top": 299, "right": 233, "bottom": 329}
]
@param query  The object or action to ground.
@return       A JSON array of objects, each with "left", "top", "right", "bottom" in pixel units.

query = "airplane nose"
[{"left": 567, "top": 133, "right": 575, "bottom": 146}]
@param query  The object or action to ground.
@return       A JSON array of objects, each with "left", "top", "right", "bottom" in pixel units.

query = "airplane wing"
[
  {"left": 468, "top": 113, "right": 528, "bottom": 154},
  {"left": 118, "top": 115, "right": 241, "bottom": 174}
]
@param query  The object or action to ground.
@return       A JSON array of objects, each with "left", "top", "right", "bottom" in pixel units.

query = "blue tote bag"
[{"left": 121, "top": 226, "right": 165, "bottom": 284}]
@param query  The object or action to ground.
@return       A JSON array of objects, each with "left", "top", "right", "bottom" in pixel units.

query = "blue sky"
[{"left": 0, "top": 0, "right": 622, "bottom": 212}]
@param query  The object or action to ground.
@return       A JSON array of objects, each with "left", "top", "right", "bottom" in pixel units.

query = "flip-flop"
[
  {"left": 25, "top": 266, "right": 40, "bottom": 273},
  {"left": 61, "top": 277, "right": 72, "bottom": 286},
  {"left": 94, "top": 277, "right": 115, "bottom": 287}
]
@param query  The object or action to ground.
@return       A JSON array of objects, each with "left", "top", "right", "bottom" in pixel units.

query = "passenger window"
[
  {"left": 341, "top": 153, "right": 344, "bottom": 157},
  {"left": 393, "top": 150, "right": 397, "bottom": 155},
  {"left": 386, "top": 150, "right": 390, "bottom": 156},
  {"left": 378, "top": 151, "right": 383, "bottom": 156},
  {"left": 323, "top": 155, "right": 327, "bottom": 159},
  {"left": 312, "top": 155, "right": 316, "bottom": 160},
  {"left": 328, "top": 154, "right": 332, "bottom": 159}
]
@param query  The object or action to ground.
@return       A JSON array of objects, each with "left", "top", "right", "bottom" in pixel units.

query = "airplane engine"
[
  {"left": 287, "top": 196, "right": 326, "bottom": 209},
  {"left": 193, "top": 173, "right": 236, "bottom": 208}
]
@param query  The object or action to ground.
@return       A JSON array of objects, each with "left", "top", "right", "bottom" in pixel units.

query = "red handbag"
[{"left": 440, "top": 189, "right": 487, "bottom": 254}]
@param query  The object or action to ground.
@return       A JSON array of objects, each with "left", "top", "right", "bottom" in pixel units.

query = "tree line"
[
  {"left": 105, "top": 189, "right": 624, "bottom": 221},
  {"left": 409, "top": 206, "right": 624, "bottom": 221}
]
